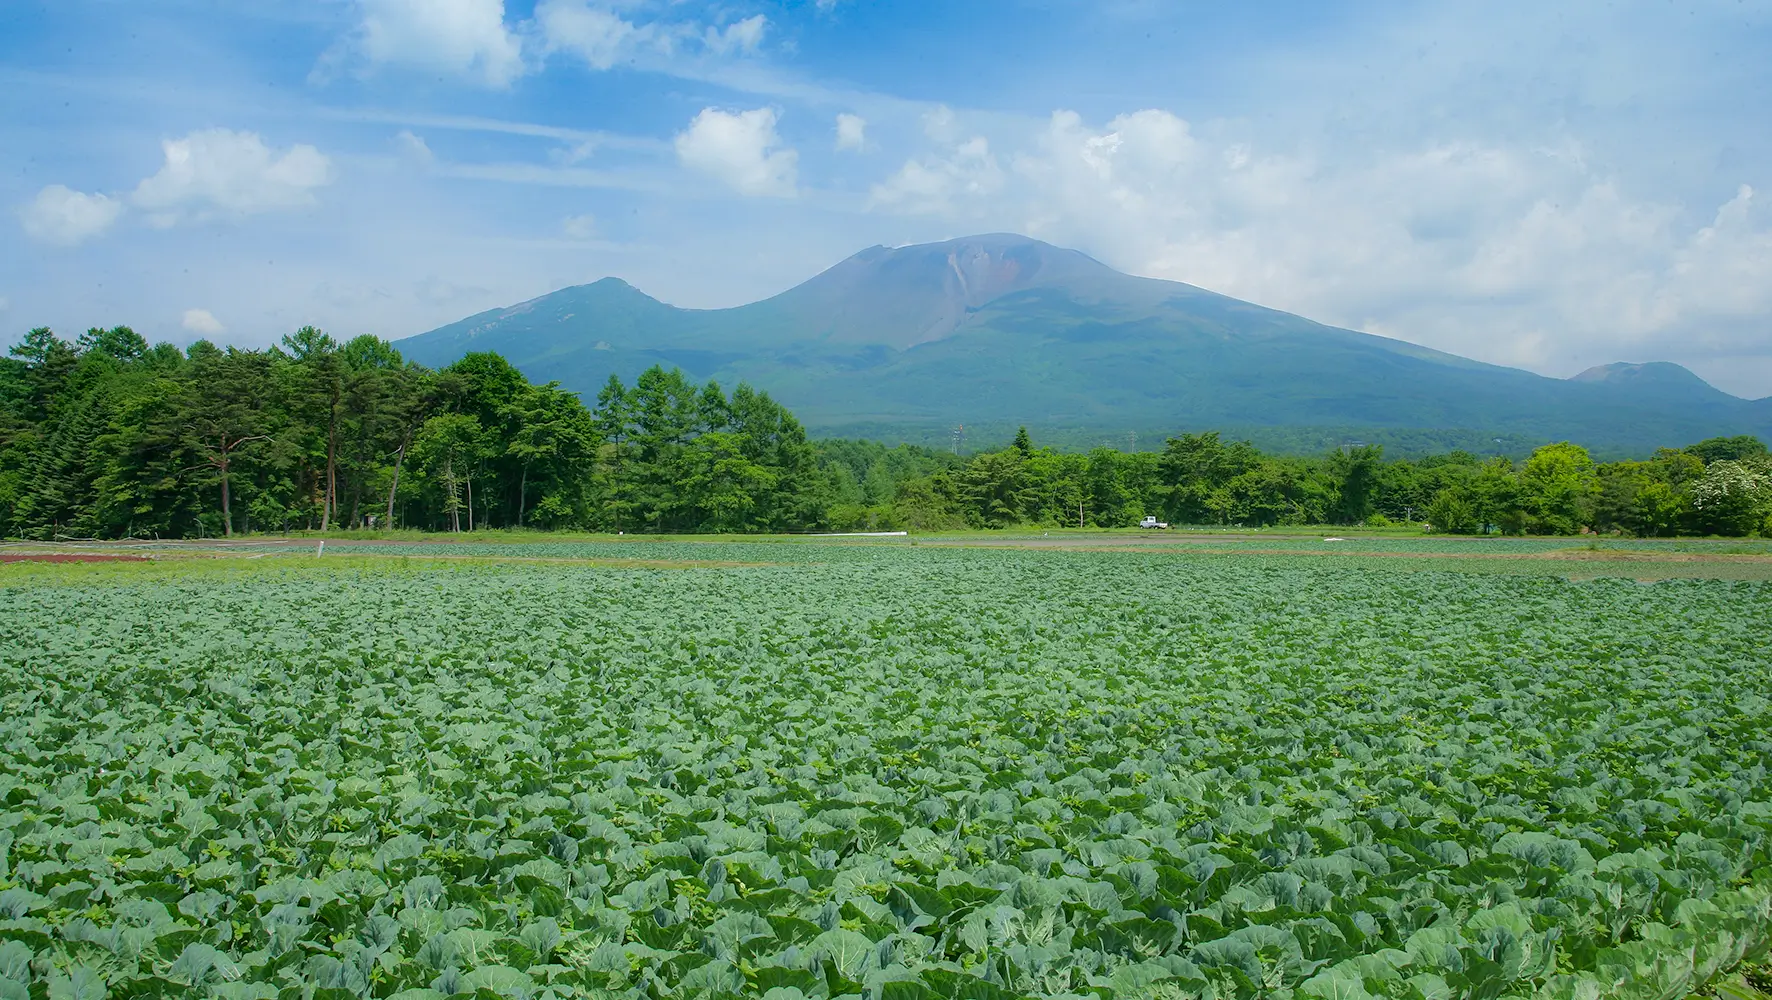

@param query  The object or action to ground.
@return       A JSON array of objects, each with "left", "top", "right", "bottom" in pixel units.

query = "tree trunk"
[
  {"left": 219, "top": 445, "right": 233, "bottom": 538},
  {"left": 518, "top": 463, "right": 528, "bottom": 525},
  {"left": 320, "top": 390, "right": 339, "bottom": 531},
  {"left": 386, "top": 441, "right": 407, "bottom": 527},
  {"left": 444, "top": 456, "right": 459, "bottom": 533},
  {"left": 465, "top": 474, "right": 474, "bottom": 531}
]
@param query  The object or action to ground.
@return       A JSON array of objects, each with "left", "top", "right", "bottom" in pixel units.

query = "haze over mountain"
[{"left": 397, "top": 234, "right": 1772, "bottom": 456}]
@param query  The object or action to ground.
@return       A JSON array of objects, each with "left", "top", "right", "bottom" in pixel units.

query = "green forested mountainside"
[
  {"left": 395, "top": 235, "right": 1772, "bottom": 453},
  {"left": 1, "top": 551, "right": 1770, "bottom": 998},
  {"left": 3, "top": 325, "right": 1768, "bottom": 538}
]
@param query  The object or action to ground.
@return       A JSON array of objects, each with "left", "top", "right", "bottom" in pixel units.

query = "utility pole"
[
  {"left": 1128, "top": 430, "right": 1138, "bottom": 452},
  {"left": 952, "top": 424, "right": 964, "bottom": 455}
]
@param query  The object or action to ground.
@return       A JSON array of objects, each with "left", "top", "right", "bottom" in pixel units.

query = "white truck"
[{"left": 1139, "top": 516, "right": 1170, "bottom": 529}]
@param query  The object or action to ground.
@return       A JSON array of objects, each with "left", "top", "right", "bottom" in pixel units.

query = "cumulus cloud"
[
  {"left": 562, "top": 213, "right": 597, "bottom": 239},
  {"left": 19, "top": 185, "right": 123, "bottom": 246},
  {"left": 339, "top": 0, "right": 524, "bottom": 86},
  {"left": 867, "top": 106, "right": 1772, "bottom": 384},
  {"left": 675, "top": 107, "right": 797, "bottom": 197},
  {"left": 704, "top": 15, "right": 766, "bottom": 56},
  {"left": 835, "top": 113, "right": 866, "bottom": 152},
  {"left": 132, "top": 129, "right": 332, "bottom": 226},
  {"left": 1658, "top": 186, "right": 1772, "bottom": 324},
  {"left": 182, "top": 308, "right": 225, "bottom": 335}
]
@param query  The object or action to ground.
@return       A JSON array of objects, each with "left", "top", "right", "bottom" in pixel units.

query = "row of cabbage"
[{"left": 1, "top": 550, "right": 1769, "bottom": 999}]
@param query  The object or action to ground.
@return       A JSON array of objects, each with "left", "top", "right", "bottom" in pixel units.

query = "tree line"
[
  {"left": 858, "top": 428, "right": 1772, "bottom": 536},
  {"left": 3, "top": 325, "right": 1768, "bottom": 538},
  {"left": 0, "top": 327, "right": 824, "bottom": 538}
]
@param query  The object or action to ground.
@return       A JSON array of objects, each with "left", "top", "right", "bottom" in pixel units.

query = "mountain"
[
  {"left": 1570, "top": 361, "right": 1723, "bottom": 396},
  {"left": 396, "top": 234, "right": 1772, "bottom": 456}
]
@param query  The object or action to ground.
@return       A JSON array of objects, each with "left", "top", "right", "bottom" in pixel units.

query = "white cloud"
[
  {"left": 341, "top": 0, "right": 524, "bottom": 86},
  {"left": 19, "top": 185, "right": 123, "bottom": 247},
  {"left": 867, "top": 106, "right": 1772, "bottom": 383},
  {"left": 1657, "top": 185, "right": 1772, "bottom": 325},
  {"left": 835, "top": 113, "right": 866, "bottom": 152},
  {"left": 705, "top": 15, "right": 766, "bottom": 56},
  {"left": 182, "top": 308, "right": 225, "bottom": 335},
  {"left": 562, "top": 213, "right": 597, "bottom": 239},
  {"left": 549, "top": 139, "right": 600, "bottom": 165},
  {"left": 132, "top": 129, "right": 332, "bottom": 226},
  {"left": 674, "top": 107, "right": 798, "bottom": 198},
  {"left": 922, "top": 105, "right": 959, "bottom": 143},
  {"left": 394, "top": 130, "right": 434, "bottom": 165},
  {"left": 870, "top": 137, "right": 1002, "bottom": 215},
  {"left": 332, "top": 0, "right": 780, "bottom": 83},
  {"left": 534, "top": 0, "right": 644, "bottom": 70},
  {"left": 536, "top": 3, "right": 764, "bottom": 69}
]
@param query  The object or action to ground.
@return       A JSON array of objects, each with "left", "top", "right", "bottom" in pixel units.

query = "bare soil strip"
[
  {"left": 0, "top": 553, "right": 151, "bottom": 563},
  {"left": 1120, "top": 546, "right": 1772, "bottom": 563}
]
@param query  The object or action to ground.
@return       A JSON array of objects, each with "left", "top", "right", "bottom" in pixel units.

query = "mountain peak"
[
  {"left": 759, "top": 233, "right": 1123, "bottom": 348},
  {"left": 1571, "top": 361, "right": 1731, "bottom": 397},
  {"left": 559, "top": 276, "right": 654, "bottom": 300}
]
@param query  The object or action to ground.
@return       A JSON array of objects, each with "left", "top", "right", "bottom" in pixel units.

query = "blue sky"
[{"left": 5, "top": 0, "right": 1772, "bottom": 396}]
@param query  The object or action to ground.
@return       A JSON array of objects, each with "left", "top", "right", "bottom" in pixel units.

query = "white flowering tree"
[{"left": 1690, "top": 460, "right": 1772, "bottom": 536}]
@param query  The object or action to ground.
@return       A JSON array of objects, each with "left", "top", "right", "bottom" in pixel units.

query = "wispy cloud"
[
  {"left": 532, "top": 0, "right": 649, "bottom": 70},
  {"left": 561, "top": 213, "right": 597, "bottom": 239},
  {"left": 432, "top": 160, "right": 677, "bottom": 194},
  {"left": 315, "top": 107, "right": 668, "bottom": 152}
]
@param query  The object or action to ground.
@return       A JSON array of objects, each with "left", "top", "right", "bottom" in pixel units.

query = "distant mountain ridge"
[{"left": 397, "top": 234, "right": 1771, "bottom": 456}]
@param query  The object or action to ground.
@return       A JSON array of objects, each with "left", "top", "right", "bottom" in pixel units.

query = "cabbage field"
[{"left": 1, "top": 545, "right": 1770, "bottom": 1000}]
